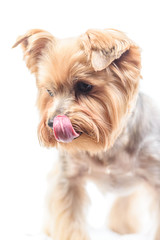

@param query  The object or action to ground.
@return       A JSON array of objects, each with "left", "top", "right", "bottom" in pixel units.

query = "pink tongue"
[{"left": 53, "top": 115, "right": 80, "bottom": 143}]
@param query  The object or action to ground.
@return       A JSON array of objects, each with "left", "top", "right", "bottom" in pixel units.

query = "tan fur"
[
  {"left": 109, "top": 194, "right": 140, "bottom": 234},
  {"left": 13, "top": 28, "right": 141, "bottom": 152},
  {"left": 14, "top": 29, "right": 160, "bottom": 239},
  {"left": 43, "top": 162, "right": 90, "bottom": 240},
  {"left": 108, "top": 182, "right": 158, "bottom": 235}
]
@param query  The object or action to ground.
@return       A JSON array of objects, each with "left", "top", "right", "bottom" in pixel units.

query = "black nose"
[{"left": 48, "top": 119, "right": 53, "bottom": 129}]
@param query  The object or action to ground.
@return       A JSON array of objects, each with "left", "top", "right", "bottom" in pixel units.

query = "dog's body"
[{"left": 14, "top": 29, "right": 160, "bottom": 239}]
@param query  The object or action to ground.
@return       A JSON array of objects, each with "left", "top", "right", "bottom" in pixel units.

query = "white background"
[{"left": 0, "top": 0, "right": 160, "bottom": 239}]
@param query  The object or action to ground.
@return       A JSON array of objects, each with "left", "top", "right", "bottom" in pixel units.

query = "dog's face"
[{"left": 13, "top": 29, "right": 141, "bottom": 153}]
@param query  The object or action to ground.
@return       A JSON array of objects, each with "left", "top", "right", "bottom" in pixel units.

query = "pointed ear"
[
  {"left": 81, "top": 29, "right": 137, "bottom": 71},
  {"left": 13, "top": 29, "right": 54, "bottom": 74}
]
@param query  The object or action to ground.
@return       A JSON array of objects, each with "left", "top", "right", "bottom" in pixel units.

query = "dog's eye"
[
  {"left": 75, "top": 82, "right": 93, "bottom": 94},
  {"left": 47, "top": 89, "right": 54, "bottom": 97}
]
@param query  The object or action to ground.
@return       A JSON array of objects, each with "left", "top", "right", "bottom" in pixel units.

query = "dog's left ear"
[
  {"left": 13, "top": 29, "right": 54, "bottom": 74},
  {"left": 81, "top": 29, "right": 139, "bottom": 71}
]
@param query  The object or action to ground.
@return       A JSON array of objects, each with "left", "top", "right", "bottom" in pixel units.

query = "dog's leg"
[
  {"left": 108, "top": 183, "right": 159, "bottom": 239},
  {"left": 154, "top": 202, "right": 160, "bottom": 240},
  {"left": 44, "top": 163, "right": 90, "bottom": 240},
  {"left": 108, "top": 192, "right": 140, "bottom": 235},
  {"left": 155, "top": 226, "right": 160, "bottom": 240},
  {"left": 108, "top": 183, "right": 157, "bottom": 235}
]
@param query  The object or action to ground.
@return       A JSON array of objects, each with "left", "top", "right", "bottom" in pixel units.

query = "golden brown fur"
[
  {"left": 13, "top": 28, "right": 160, "bottom": 239},
  {"left": 13, "top": 28, "right": 141, "bottom": 152}
]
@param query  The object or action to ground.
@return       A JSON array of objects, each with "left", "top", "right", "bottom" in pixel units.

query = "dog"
[{"left": 13, "top": 28, "right": 160, "bottom": 240}]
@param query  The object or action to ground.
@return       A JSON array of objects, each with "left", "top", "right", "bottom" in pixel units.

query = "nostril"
[{"left": 48, "top": 119, "right": 53, "bottom": 129}]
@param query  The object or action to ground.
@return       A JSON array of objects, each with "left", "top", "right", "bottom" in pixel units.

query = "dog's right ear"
[
  {"left": 13, "top": 29, "right": 54, "bottom": 74},
  {"left": 81, "top": 29, "right": 140, "bottom": 72}
]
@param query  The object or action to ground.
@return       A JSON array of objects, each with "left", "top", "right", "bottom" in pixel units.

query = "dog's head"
[{"left": 13, "top": 28, "right": 141, "bottom": 153}]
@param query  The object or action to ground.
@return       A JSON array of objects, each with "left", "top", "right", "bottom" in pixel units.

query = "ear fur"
[
  {"left": 13, "top": 29, "right": 54, "bottom": 74},
  {"left": 81, "top": 29, "right": 137, "bottom": 71}
]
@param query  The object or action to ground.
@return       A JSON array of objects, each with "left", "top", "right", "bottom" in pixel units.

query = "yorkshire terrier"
[{"left": 13, "top": 29, "right": 160, "bottom": 240}]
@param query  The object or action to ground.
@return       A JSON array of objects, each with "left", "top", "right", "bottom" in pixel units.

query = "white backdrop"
[{"left": 0, "top": 0, "right": 160, "bottom": 239}]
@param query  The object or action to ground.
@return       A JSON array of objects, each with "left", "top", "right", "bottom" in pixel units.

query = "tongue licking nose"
[{"left": 53, "top": 115, "right": 80, "bottom": 143}]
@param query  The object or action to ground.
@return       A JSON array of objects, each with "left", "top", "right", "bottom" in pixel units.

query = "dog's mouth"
[{"left": 53, "top": 115, "right": 81, "bottom": 143}]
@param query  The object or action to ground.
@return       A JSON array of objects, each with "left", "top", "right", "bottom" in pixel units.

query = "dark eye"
[
  {"left": 47, "top": 89, "right": 54, "bottom": 97},
  {"left": 75, "top": 82, "right": 93, "bottom": 94}
]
